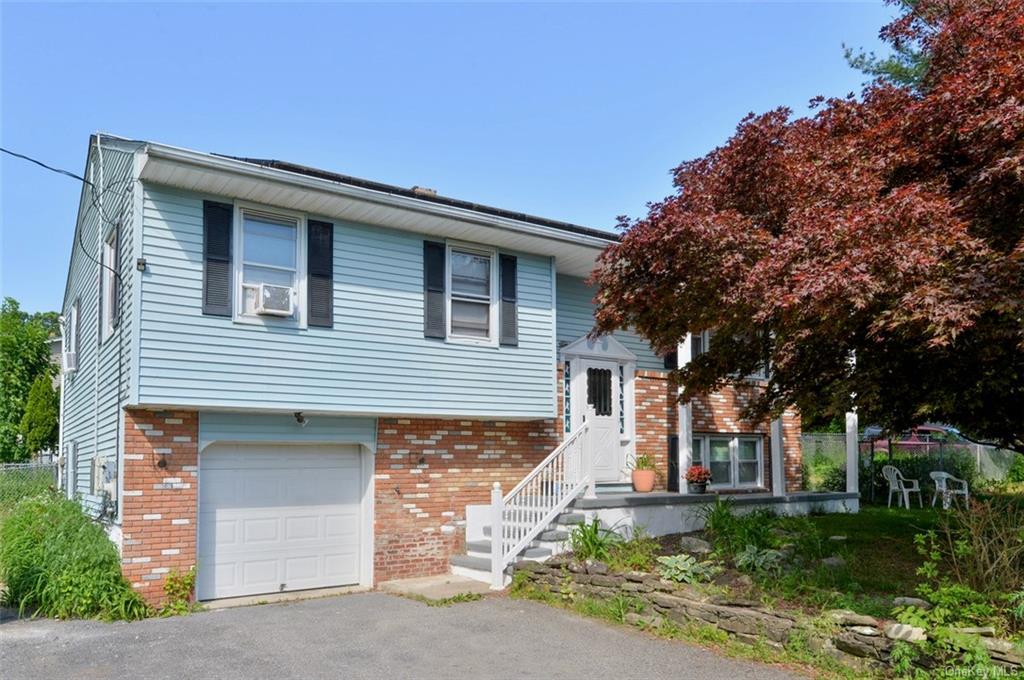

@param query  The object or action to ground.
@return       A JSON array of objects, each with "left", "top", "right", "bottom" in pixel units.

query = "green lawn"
[
  {"left": 759, "top": 505, "right": 940, "bottom": 618},
  {"left": 808, "top": 505, "right": 938, "bottom": 596}
]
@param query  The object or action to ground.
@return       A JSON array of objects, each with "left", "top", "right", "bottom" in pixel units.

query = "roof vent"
[{"left": 411, "top": 186, "right": 438, "bottom": 197}]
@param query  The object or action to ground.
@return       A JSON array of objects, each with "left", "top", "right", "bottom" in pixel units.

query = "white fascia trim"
[
  {"left": 128, "top": 151, "right": 146, "bottom": 406},
  {"left": 134, "top": 401, "right": 554, "bottom": 422},
  {"left": 141, "top": 143, "right": 615, "bottom": 251}
]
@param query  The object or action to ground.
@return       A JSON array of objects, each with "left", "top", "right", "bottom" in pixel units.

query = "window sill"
[
  {"left": 444, "top": 335, "right": 499, "bottom": 348},
  {"left": 232, "top": 314, "right": 306, "bottom": 330}
]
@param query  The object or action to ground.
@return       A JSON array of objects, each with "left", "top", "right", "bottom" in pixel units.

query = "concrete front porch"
[{"left": 571, "top": 491, "right": 860, "bottom": 536}]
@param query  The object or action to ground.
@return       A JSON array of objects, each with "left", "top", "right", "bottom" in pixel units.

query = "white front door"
[
  {"left": 582, "top": 359, "right": 623, "bottom": 482},
  {"left": 198, "top": 444, "right": 364, "bottom": 600}
]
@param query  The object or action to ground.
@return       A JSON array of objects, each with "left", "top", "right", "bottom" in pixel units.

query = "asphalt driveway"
[{"left": 1, "top": 593, "right": 804, "bottom": 680}]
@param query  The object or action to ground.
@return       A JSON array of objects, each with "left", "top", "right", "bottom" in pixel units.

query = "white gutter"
[{"left": 141, "top": 142, "right": 616, "bottom": 251}]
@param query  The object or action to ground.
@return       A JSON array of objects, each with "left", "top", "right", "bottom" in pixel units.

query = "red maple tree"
[{"left": 591, "top": 0, "right": 1024, "bottom": 452}]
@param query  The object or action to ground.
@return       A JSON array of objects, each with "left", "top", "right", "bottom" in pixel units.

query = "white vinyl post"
[
  {"left": 770, "top": 417, "right": 785, "bottom": 497},
  {"left": 489, "top": 482, "right": 504, "bottom": 590},
  {"left": 845, "top": 411, "right": 859, "bottom": 495},
  {"left": 583, "top": 406, "right": 596, "bottom": 498}
]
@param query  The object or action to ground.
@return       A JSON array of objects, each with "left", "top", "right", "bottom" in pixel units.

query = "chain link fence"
[
  {"left": 0, "top": 462, "right": 60, "bottom": 515},
  {"left": 800, "top": 432, "right": 1018, "bottom": 500}
]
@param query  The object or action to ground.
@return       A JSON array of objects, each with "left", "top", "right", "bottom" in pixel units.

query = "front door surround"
[{"left": 562, "top": 335, "right": 636, "bottom": 484}]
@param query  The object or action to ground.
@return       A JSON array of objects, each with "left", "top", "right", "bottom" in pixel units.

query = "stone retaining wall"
[{"left": 514, "top": 559, "right": 1023, "bottom": 674}]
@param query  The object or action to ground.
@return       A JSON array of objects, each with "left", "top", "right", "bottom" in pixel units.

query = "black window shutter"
[
  {"left": 307, "top": 220, "right": 334, "bottom": 328},
  {"left": 663, "top": 351, "right": 678, "bottom": 370},
  {"left": 499, "top": 254, "right": 518, "bottom": 346},
  {"left": 202, "top": 201, "right": 233, "bottom": 316},
  {"left": 667, "top": 435, "right": 680, "bottom": 492},
  {"left": 423, "top": 241, "right": 446, "bottom": 338}
]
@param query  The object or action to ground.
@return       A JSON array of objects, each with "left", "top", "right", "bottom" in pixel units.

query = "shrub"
[
  {"left": 0, "top": 493, "right": 150, "bottom": 620},
  {"left": 1007, "top": 455, "right": 1024, "bottom": 484},
  {"left": 656, "top": 554, "right": 720, "bottom": 584},
  {"left": 699, "top": 497, "right": 776, "bottom": 557},
  {"left": 925, "top": 497, "right": 1024, "bottom": 594},
  {"left": 569, "top": 519, "right": 621, "bottom": 562},
  {"left": 158, "top": 567, "right": 200, "bottom": 617}
]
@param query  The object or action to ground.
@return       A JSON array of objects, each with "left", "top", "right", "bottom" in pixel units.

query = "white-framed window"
[
  {"left": 100, "top": 227, "right": 118, "bottom": 341},
  {"left": 63, "top": 299, "right": 80, "bottom": 374},
  {"left": 234, "top": 204, "right": 306, "bottom": 326},
  {"left": 692, "top": 434, "right": 763, "bottom": 489},
  {"left": 446, "top": 244, "right": 497, "bottom": 344},
  {"left": 690, "top": 329, "right": 768, "bottom": 380}
]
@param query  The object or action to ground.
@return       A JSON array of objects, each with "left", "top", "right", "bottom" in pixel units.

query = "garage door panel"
[
  {"left": 197, "top": 444, "right": 364, "bottom": 600},
  {"left": 284, "top": 515, "right": 320, "bottom": 541}
]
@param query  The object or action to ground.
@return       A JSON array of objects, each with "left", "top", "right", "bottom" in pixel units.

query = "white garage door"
[{"left": 198, "top": 444, "right": 364, "bottom": 601}]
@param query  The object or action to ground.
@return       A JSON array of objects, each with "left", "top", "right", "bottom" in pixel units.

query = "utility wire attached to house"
[{"left": 1, "top": 145, "right": 123, "bottom": 279}]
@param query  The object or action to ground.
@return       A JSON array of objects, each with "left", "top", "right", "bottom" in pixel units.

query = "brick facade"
[
  {"left": 115, "top": 365, "right": 803, "bottom": 598},
  {"left": 373, "top": 417, "right": 560, "bottom": 583},
  {"left": 633, "top": 370, "right": 679, "bottom": 491},
  {"left": 121, "top": 409, "right": 199, "bottom": 606}
]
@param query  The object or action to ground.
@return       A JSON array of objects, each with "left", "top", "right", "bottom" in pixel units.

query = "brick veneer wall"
[
  {"left": 634, "top": 370, "right": 679, "bottom": 491},
  {"left": 374, "top": 417, "right": 560, "bottom": 583},
  {"left": 781, "top": 407, "right": 803, "bottom": 492},
  {"left": 121, "top": 409, "right": 198, "bottom": 605}
]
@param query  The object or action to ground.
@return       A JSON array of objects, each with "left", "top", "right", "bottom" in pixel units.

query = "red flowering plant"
[{"left": 685, "top": 466, "right": 713, "bottom": 484}]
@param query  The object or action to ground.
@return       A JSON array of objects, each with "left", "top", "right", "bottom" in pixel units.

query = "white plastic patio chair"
[
  {"left": 930, "top": 471, "right": 969, "bottom": 509},
  {"left": 882, "top": 465, "right": 922, "bottom": 509}
]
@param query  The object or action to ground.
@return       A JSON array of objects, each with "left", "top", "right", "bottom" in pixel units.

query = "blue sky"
[{"left": 1, "top": 2, "right": 894, "bottom": 314}]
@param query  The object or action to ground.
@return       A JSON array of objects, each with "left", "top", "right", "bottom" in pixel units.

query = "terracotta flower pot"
[{"left": 631, "top": 469, "right": 656, "bottom": 493}]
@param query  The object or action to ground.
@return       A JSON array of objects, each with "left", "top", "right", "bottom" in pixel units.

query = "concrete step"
[
  {"left": 465, "top": 540, "right": 552, "bottom": 560},
  {"left": 595, "top": 483, "right": 634, "bottom": 495},
  {"left": 539, "top": 529, "right": 569, "bottom": 542},
  {"left": 450, "top": 554, "right": 490, "bottom": 572},
  {"left": 557, "top": 512, "right": 586, "bottom": 525},
  {"left": 480, "top": 527, "right": 570, "bottom": 542}
]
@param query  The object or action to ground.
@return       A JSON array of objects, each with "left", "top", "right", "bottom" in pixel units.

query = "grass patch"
[
  {"left": 403, "top": 591, "right": 484, "bottom": 607},
  {"left": 805, "top": 506, "right": 938, "bottom": 597}
]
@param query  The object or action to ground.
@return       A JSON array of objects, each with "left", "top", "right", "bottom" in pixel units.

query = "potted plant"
[
  {"left": 630, "top": 454, "right": 657, "bottom": 493},
  {"left": 686, "top": 465, "right": 712, "bottom": 494}
]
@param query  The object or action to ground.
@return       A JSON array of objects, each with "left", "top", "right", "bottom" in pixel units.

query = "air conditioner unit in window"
[
  {"left": 62, "top": 351, "right": 77, "bottom": 373},
  {"left": 256, "top": 283, "right": 294, "bottom": 317}
]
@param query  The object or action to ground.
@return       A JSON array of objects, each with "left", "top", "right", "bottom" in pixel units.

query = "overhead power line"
[{"left": 1, "top": 146, "right": 94, "bottom": 186}]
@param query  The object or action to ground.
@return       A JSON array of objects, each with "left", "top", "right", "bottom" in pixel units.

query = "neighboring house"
[{"left": 60, "top": 134, "right": 829, "bottom": 605}]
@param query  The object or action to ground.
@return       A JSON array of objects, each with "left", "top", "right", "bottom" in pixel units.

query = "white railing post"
[
  {"left": 845, "top": 411, "right": 859, "bottom": 495},
  {"left": 490, "top": 482, "right": 504, "bottom": 590},
  {"left": 583, "top": 406, "right": 596, "bottom": 498}
]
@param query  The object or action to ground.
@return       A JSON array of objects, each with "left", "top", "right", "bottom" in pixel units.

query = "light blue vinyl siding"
[
  {"left": 138, "top": 186, "right": 557, "bottom": 418},
  {"left": 61, "top": 141, "right": 139, "bottom": 504},
  {"left": 199, "top": 412, "right": 376, "bottom": 452},
  {"left": 556, "top": 275, "right": 663, "bottom": 371}
]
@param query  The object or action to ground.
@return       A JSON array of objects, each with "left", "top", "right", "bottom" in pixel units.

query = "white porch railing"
[{"left": 489, "top": 409, "right": 595, "bottom": 588}]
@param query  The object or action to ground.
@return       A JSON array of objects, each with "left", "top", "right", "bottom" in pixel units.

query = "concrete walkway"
[{"left": 1, "top": 592, "right": 805, "bottom": 680}]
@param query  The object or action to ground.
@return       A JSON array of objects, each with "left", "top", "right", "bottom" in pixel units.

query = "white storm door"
[
  {"left": 583, "top": 360, "right": 623, "bottom": 482},
  {"left": 198, "top": 444, "right": 363, "bottom": 600}
]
